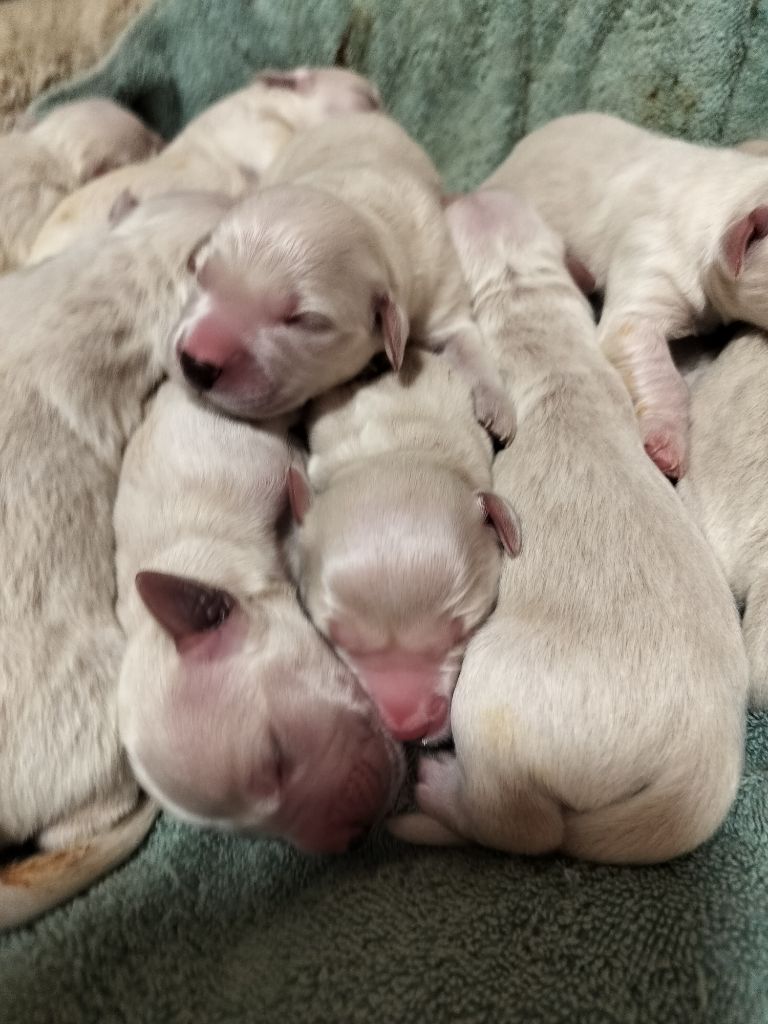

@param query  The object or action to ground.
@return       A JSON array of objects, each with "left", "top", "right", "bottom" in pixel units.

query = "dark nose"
[{"left": 179, "top": 351, "right": 222, "bottom": 391}]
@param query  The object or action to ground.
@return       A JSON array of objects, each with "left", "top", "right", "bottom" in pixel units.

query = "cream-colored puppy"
[
  {"left": 0, "top": 190, "right": 230, "bottom": 929},
  {"left": 30, "top": 67, "right": 380, "bottom": 263},
  {"left": 173, "top": 112, "right": 516, "bottom": 441},
  {"left": 678, "top": 329, "right": 768, "bottom": 708},
  {"left": 0, "top": 97, "right": 161, "bottom": 271},
  {"left": 390, "top": 189, "right": 748, "bottom": 864},
  {"left": 116, "top": 382, "right": 403, "bottom": 853},
  {"left": 487, "top": 112, "right": 768, "bottom": 479},
  {"left": 289, "top": 349, "right": 520, "bottom": 744}
]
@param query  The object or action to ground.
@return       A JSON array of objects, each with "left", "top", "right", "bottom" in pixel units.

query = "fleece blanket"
[{"left": 4, "top": 1, "right": 768, "bottom": 1022}]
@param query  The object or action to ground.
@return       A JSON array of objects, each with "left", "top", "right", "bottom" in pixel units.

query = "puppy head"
[
  {"left": 119, "top": 572, "right": 403, "bottom": 854},
  {"left": 708, "top": 205, "right": 768, "bottom": 327},
  {"left": 173, "top": 185, "right": 406, "bottom": 417},
  {"left": 255, "top": 65, "right": 381, "bottom": 118},
  {"left": 32, "top": 98, "right": 163, "bottom": 183},
  {"left": 291, "top": 461, "right": 520, "bottom": 743}
]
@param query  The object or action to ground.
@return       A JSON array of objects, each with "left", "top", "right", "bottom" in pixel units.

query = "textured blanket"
[{"left": 5, "top": 2, "right": 768, "bottom": 1022}]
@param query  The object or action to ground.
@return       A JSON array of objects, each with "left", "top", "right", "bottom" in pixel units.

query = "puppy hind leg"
[
  {"left": 743, "top": 574, "right": 768, "bottom": 708},
  {"left": 37, "top": 780, "right": 140, "bottom": 851},
  {"left": 599, "top": 297, "right": 690, "bottom": 479}
]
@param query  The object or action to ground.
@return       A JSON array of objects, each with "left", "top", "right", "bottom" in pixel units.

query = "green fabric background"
[{"left": 7, "top": 1, "right": 768, "bottom": 1021}]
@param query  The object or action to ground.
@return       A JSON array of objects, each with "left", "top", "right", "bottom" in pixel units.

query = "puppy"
[
  {"left": 29, "top": 67, "right": 380, "bottom": 263},
  {"left": 0, "top": 190, "right": 230, "bottom": 929},
  {"left": 115, "top": 382, "right": 403, "bottom": 853},
  {"left": 173, "top": 111, "right": 516, "bottom": 442},
  {"left": 486, "top": 112, "right": 768, "bottom": 478},
  {"left": 736, "top": 139, "right": 768, "bottom": 157},
  {"left": 0, "top": 97, "right": 161, "bottom": 271},
  {"left": 390, "top": 189, "right": 748, "bottom": 864},
  {"left": 677, "top": 329, "right": 768, "bottom": 708},
  {"left": 289, "top": 349, "right": 520, "bottom": 744}
]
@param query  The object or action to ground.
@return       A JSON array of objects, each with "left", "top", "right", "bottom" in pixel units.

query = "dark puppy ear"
[{"left": 135, "top": 571, "right": 237, "bottom": 652}]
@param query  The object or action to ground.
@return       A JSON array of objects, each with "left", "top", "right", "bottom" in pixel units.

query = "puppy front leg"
[
  {"left": 743, "top": 574, "right": 768, "bottom": 708},
  {"left": 387, "top": 753, "right": 469, "bottom": 845},
  {"left": 426, "top": 319, "right": 517, "bottom": 445},
  {"left": 599, "top": 304, "right": 690, "bottom": 480}
]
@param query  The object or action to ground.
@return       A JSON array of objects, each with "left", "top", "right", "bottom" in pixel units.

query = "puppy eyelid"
[{"left": 285, "top": 312, "right": 332, "bottom": 331}]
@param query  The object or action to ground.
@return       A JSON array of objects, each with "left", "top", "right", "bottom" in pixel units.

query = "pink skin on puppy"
[{"left": 123, "top": 570, "right": 403, "bottom": 854}]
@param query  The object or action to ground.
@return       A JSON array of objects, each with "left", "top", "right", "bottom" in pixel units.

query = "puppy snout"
[
  {"left": 179, "top": 350, "right": 223, "bottom": 391},
  {"left": 380, "top": 695, "right": 449, "bottom": 743}
]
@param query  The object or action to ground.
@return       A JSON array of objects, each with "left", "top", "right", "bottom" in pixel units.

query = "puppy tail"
[
  {"left": 386, "top": 812, "right": 466, "bottom": 846},
  {"left": 562, "top": 761, "right": 740, "bottom": 865},
  {"left": 0, "top": 798, "right": 157, "bottom": 931}
]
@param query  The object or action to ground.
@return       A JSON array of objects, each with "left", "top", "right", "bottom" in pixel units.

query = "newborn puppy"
[
  {"left": 173, "top": 112, "right": 515, "bottom": 441},
  {"left": 0, "top": 97, "right": 161, "bottom": 271},
  {"left": 116, "top": 382, "right": 403, "bottom": 853},
  {"left": 0, "top": 190, "right": 230, "bottom": 928},
  {"left": 677, "top": 329, "right": 768, "bottom": 707},
  {"left": 30, "top": 67, "right": 379, "bottom": 263},
  {"left": 290, "top": 350, "right": 520, "bottom": 744},
  {"left": 390, "top": 189, "right": 747, "bottom": 864},
  {"left": 487, "top": 112, "right": 768, "bottom": 478}
]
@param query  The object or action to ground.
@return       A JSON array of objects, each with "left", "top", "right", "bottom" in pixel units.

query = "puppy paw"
[
  {"left": 640, "top": 418, "right": 688, "bottom": 481},
  {"left": 414, "top": 753, "right": 463, "bottom": 819},
  {"left": 472, "top": 382, "right": 517, "bottom": 446}
]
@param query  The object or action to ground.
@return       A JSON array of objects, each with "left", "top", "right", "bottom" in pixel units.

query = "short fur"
[
  {"left": 487, "top": 112, "right": 768, "bottom": 478},
  {"left": 678, "top": 329, "right": 768, "bottom": 707},
  {"left": 390, "top": 189, "right": 748, "bottom": 864},
  {"left": 0, "top": 190, "right": 230, "bottom": 928},
  {"left": 0, "top": 97, "right": 160, "bottom": 271},
  {"left": 174, "top": 112, "right": 515, "bottom": 441},
  {"left": 29, "top": 67, "right": 380, "bottom": 263},
  {"left": 116, "top": 382, "right": 403, "bottom": 853},
  {"left": 292, "top": 349, "right": 518, "bottom": 743}
]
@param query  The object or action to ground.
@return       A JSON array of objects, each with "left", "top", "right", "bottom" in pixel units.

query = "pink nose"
[
  {"left": 178, "top": 310, "right": 244, "bottom": 373},
  {"left": 379, "top": 695, "right": 449, "bottom": 742}
]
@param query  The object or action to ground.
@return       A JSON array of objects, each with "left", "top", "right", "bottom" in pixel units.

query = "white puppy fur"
[
  {"left": 115, "top": 382, "right": 403, "bottom": 853},
  {"left": 390, "top": 189, "right": 748, "bottom": 864},
  {"left": 173, "top": 111, "right": 516, "bottom": 442},
  {"left": 487, "top": 112, "right": 768, "bottom": 479},
  {"left": 0, "top": 190, "right": 230, "bottom": 929},
  {"left": 290, "top": 349, "right": 521, "bottom": 744},
  {"left": 0, "top": 97, "right": 161, "bottom": 271},
  {"left": 677, "top": 329, "right": 768, "bottom": 708},
  {"left": 29, "top": 67, "right": 380, "bottom": 264}
]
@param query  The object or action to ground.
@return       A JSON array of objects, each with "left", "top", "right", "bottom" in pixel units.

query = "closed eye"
[{"left": 284, "top": 312, "right": 333, "bottom": 332}]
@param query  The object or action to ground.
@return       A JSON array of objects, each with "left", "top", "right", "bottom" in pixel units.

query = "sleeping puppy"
[
  {"left": 29, "top": 67, "right": 380, "bottom": 263},
  {"left": 677, "top": 328, "right": 768, "bottom": 708},
  {"left": 487, "top": 112, "right": 768, "bottom": 479},
  {"left": 0, "top": 190, "right": 230, "bottom": 929},
  {"left": 289, "top": 349, "right": 520, "bottom": 744},
  {"left": 172, "top": 111, "right": 516, "bottom": 442},
  {"left": 0, "top": 97, "right": 161, "bottom": 271},
  {"left": 390, "top": 189, "right": 747, "bottom": 864},
  {"left": 115, "top": 382, "right": 403, "bottom": 853}
]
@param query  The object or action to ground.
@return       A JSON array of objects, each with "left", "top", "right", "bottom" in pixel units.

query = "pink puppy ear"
[
  {"left": 565, "top": 253, "right": 597, "bottom": 295},
  {"left": 478, "top": 492, "right": 522, "bottom": 558},
  {"left": 286, "top": 465, "right": 311, "bottom": 525},
  {"left": 722, "top": 206, "right": 768, "bottom": 277},
  {"left": 135, "top": 571, "right": 237, "bottom": 652},
  {"left": 374, "top": 292, "right": 409, "bottom": 371}
]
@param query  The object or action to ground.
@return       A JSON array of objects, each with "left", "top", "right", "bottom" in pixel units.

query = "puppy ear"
[
  {"left": 135, "top": 571, "right": 238, "bottom": 653},
  {"left": 286, "top": 465, "right": 311, "bottom": 524},
  {"left": 721, "top": 206, "right": 768, "bottom": 276},
  {"left": 565, "top": 252, "right": 597, "bottom": 295},
  {"left": 255, "top": 68, "right": 313, "bottom": 93},
  {"left": 375, "top": 292, "right": 409, "bottom": 371},
  {"left": 478, "top": 492, "right": 522, "bottom": 557}
]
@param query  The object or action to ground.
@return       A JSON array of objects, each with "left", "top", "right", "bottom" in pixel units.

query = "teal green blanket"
[{"left": 7, "top": 2, "right": 768, "bottom": 1021}]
